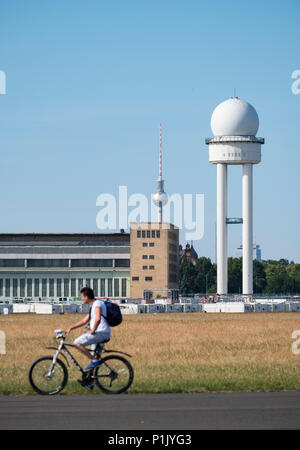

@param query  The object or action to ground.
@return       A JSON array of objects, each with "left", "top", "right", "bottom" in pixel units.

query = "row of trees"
[{"left": 179, "top": 257, "right": 300, "bottom": 295}]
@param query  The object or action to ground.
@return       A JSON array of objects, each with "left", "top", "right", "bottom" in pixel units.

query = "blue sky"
[{"left": 0, "top": 0, "right": 299, "bottom": 262}]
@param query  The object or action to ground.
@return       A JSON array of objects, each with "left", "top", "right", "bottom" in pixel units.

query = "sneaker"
[
  {"left": 84, "top": 360, "right": 101, "bottom": 372},
  {"left": 77, "top": 379, "right": 94, "bottom": 391}
]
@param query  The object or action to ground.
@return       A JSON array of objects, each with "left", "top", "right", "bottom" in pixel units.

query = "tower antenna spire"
[
  {"left": 159, "top": 122, "right": 162, "bottom": 180},
  {"left": 153, "top": 122, "right": 168, "bottom": 223}
]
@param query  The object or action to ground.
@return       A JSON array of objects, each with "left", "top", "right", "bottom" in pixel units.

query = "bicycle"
[{"left": 28, "top": 329, "right": 134, "bottom": 395}]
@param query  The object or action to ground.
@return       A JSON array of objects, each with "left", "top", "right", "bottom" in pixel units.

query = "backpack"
[
  {"left": 103, "top": 300, "right": 123, "bottom": 327},
  {"left": 89, "top": 300, "right": 123, "bottom": 327}
]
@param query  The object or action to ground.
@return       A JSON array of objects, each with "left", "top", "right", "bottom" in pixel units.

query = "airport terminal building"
[
  {"left": 0, "top": 225, "right": 179, "bottom": 300},
  {"left": 0, "top": 233, "right": 130, "bottom": 300}
]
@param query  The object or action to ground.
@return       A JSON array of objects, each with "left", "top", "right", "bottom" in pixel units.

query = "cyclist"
[{"left": 63, "top": 287, "right": 111, "bottom": 375}]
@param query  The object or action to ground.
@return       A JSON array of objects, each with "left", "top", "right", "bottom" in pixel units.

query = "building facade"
[
  {"left": 0, "top": 233, "right": 130, "bottom": 300},
  {"left": 130, "top": 222, "right": 179, "bottom": 298},
  {"left": 179, "top": 243, "right": 198, "bottom": 266}
]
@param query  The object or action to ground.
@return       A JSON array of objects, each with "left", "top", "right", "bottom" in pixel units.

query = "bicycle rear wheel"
[
  {"left": 29, "top": 356, "right": 68, "bottom": 395},
  {"left": 94, "top": 355, "right": 134, "bottom": 394}
]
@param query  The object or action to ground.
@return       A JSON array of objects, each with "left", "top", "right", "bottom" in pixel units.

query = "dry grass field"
[{"left": 0, "top": 312, "right": 300, "bottom": 394}]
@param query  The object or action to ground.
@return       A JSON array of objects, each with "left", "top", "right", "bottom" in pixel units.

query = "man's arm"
[
  {"left": 89, "top": 306, "right": 101, "bottom": 335},
  {"left": 63, "top": 314, "right": 90, "bottom": 335}
]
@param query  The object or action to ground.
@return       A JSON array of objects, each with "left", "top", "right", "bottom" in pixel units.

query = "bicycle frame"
[
  {"left": 46, "top": 337, "right": 132, "bottom": 376},
  {"left": 46, "top": 340, "right": 89, "bottom": 375}
]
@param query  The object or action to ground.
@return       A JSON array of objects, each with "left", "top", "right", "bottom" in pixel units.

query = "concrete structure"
[
  {"left": 152, "top": 123, "right": 168, "bottom": 222},
  {"left": 206, "top": 97, "right": 264, "bottom": 295},
  {"left": 0, "top": 233, "right": 130, "bottom": 300},
  {"left": 130, "top": 222, "right": 179, "bottom": 299}
]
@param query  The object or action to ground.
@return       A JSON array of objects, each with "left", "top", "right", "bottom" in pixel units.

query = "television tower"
[
  {"left": 205, "top": 97, "right": 265, "bottom": 295},
  {"left": 153, "top": 123, "right": 168, "bottom": 222}
]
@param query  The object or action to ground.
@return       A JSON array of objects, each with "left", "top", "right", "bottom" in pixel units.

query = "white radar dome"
[{"left": 211, "top": 97, "right": 259, "bottom": 137}]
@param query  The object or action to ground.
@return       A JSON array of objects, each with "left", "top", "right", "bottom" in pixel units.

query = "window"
[
  {"left": 142, "top": 266, "right": 148, "bottom": 270},
  {"left": 149, "top": 242, "right": 154, "bottom": 247},
  {"left": 85, "top": 279, "right": 90, "bottom": 287},
  {"left": 13, "top": 279, "right": 18, "bottom": 297},
  {"left": 71, "top": 259, "right": 113, "bottom": 268},
  {"left": 64, "top": 279, "right": 69, "bottom": 297},
  {"left": 156, "top": 231, "right": 160, "bottom": 238},
  {"left": 114, "top": 279, "right": 119, "bottom": 297},
  {"left": 71, "top": 279, "right": 76, "bottom": 297},
  {"left": 142, "top": 231, "right": 146, "bottom": 238},
  {"left": 34, "top": 279, "right": 39, "bottom": 297},
  {"left": 142, "top": 242, "right": 148, "bottom": 247},
  {"left": 147, "top": 230, "right": 150, "bottom": 238},
  {"left": 0, "top": 279, "right": 3, "bottom": 296},
  {"left": 78, "top": 279, "right": 83, "bottom": 292},
  {"left": 149, "top": 266, "right": 155, "bottom": 270},
  {"left": 20, "top": 279, "right": 25, "bottom": 297},
  {"left": 5, "top": 279, "right": 10, "bottom": 297},
  {"left": 27, "top": 259, "right": 68, "bottom": 268},
  {"left": 42, "top": 279, "right": 47, "bottom": 297},
  {"left": 93, "top": 279, "right": 98, "bottom": 297},
  {"left": 132, "top": 276, "right": 139, "bottom": 281},
  {"left": 149, "top": 255, "right": 154, "bottom": 260},
  {"left": 142, "top": 255, "right": 148, "bottom": 259},
  {"left": 49, "top": 279, "right": 55, "bottom": 297},
  {"left": 121, "top": 278, "right": 127, "bottom": 297},
  {"left": 108, "top": 279, "right": 112, "bottom": 297},
  {"left": 151, "top": 230, "right": 155, "bottom": 238},
  {"left": 115, "top": 259, "right": 130, "bottom": 267},
  {"left": 57, "top": 279, "right": 62, "bottom": 297},
  {"left": 145, "top": 277, "right": 152, "bottom": 281},
  {"left": 0, "top": 259, "right": 25, "bottom": 268},
  {"left": 137, "top": 230, "right": 141, "bottom": 238},
  {"left": 101, "top": 279, "right": 106, "bottom": 297},
  {"left": 27, "top": 279, "right": 32, "bottom": 297}
]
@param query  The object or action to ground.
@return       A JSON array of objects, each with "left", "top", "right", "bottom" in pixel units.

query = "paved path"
[{"left": 0, "top": 392, "right": 300, "bottom": 430}]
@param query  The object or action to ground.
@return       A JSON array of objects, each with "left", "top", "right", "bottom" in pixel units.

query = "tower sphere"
[
  {"left": 211, "top": 97, "right": 259, "bottom": 137},
  {"left": 153, "top": 191, "right": 168, "bottom": 207}
]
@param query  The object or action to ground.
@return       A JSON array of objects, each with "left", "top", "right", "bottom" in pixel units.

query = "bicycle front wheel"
[
  {"left": 28, "top": 356, "right": 68, "bottom": 395},
  {"left": 95, "top": 355, "right": 134, "bottom": 394}
]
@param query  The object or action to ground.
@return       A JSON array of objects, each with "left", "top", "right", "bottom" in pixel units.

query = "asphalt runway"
[{"left": 0, "top": 391, "right": 300, "bottom": 430}]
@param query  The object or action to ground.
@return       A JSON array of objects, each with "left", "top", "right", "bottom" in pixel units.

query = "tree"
[
  {"left": 179, "top": 259, "right": 196, "bottom": 295},
  {"left": 193, "top": 257, "right": 214, "bottom": 293},
  {"left": 178, "top": 254, "right": 300, "bottom": 296},
  {"left": 253, "top": 260, "right": 267, "bottom": 293},
  {"left": 265, "top": 264, "right": 289, "bottom": 294},
  {"left": 228, "top": 257, "right": 242, "bottom": 293},
  {"left": 286, "top": 264, "right": 300, "bottom": 293}
]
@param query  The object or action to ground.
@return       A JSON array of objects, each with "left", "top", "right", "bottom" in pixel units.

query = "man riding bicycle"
[
  {"left": 63, "top": 287, "right": 111, "bottom": 376},
  {"left": 29, "top": 290, "right": 133, "bottom": 395}
]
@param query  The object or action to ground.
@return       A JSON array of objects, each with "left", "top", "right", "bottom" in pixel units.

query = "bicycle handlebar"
[{"left": 54, "top": 329, "right": 64, "bottom": 340}]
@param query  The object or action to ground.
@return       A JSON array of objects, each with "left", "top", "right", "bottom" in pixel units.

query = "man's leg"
[
  {"left": 73, "top": 343, "right": 94, "bottom": 360},
  {"left": 74, "top": 333, "right": 103, "bottom": 371}
]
